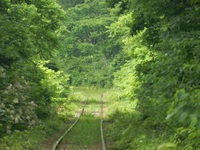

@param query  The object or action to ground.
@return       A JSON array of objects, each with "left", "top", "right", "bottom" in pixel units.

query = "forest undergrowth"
[
  {"left": 0, "top": 86, "right": 198, "bottom": 150},
  {"left": 104, "top": 89, "right": 196, "bottom": 150}
]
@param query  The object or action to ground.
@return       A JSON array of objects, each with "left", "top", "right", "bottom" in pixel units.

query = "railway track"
[{"left": 52, "top": 94, "right": 107, "bottom": 150}]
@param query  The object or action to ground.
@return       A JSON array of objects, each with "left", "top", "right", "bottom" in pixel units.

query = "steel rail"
[
  {"left": 52, "top": 101, "right": 87, "bottom": 150},
  {"left": 101, "top": 94, "right": 106, "bottom": 150},
  {"left": 52, "top": 94, "right": 107, "bottom": 150}
]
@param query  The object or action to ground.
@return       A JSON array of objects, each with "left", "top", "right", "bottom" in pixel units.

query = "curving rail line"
[
  {"left": 52, "top": 100, "right": 87, "bottom": 150},
  {"left": 52, "top": 94, "right": 107, "bottom": 150}
]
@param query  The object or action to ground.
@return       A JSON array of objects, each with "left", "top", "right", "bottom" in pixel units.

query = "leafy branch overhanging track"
[{"left": 52, "top": 94, "right": 107, "bottom": 150}]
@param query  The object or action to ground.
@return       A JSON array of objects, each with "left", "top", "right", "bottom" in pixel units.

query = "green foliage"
[
  {"left": 62, "top": 115, "right": 101, "bottom": 147},
  {"left": 174, "top": 127, "right": 200, "bottom": 149},
  {"left": 0, "top": 115, "right": 68, "bottom": 150},
  {"left": 0, "top": 66, "right": 38, "bottom": 135},
  {"left": 0, "top": 60, "right": 70, "bottom": 135},
  {"left": 107, "top": 13, "right": 133, "bottom": 38},
  {"left": 106, "top": 0, "right": 200, "bottom": 149},
  {"left": 56, "top": 0, "right": 84, "bottom": 9},
  {"left": 37, "top": 61, "right": 69, "bottom": 99},
  {"left": 58, "top": 0, "right": 121, "bottom": 87},
  {"left": 58, "top": 86, "right": 106, "bottom": 149},
  {"left": 106, "top": 0, "right": 130, "bottom": 14},
  {"left": 104, "top": 89, "right": 169, "bottom": 150},
  {"left": 1, "top": 0, "right": 199, "bottom": 149},
  {"left": 157, "top": 143, "right": 176, "bottom": 150},
  {"left": 0, "top": 0, "right": 69, "bottom": 142},
  {"left": 113, "top": 28, "right": 152, "bottom": 100},
  {"left": 0, "top": 0, "right": 65, "bottom": 66}
]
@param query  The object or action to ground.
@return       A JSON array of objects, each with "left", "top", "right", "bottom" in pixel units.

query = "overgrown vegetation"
[
  {"left": 105, "top": 0, "right": 200, "bottom": 149},
  {"left": 0, "top": 0, "right": 70, "bottom": 148},
  {"left": 57, "top": 87, "right": 106, "bottom": 149},
  {"left": 57, "top": 0, "right": 121, "bottom": 87},
  {"left": 1, "top": 0, "right": 199, "bottom": 149},
  {"left": 0, "top": 115, "right": 67, "bottom": 150}
]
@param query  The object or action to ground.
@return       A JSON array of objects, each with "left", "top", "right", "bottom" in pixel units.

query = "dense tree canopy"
[
  {"left": 107, "top": 0, "right": 200, "bottom": 148},
  {"left": 0, "top": 0, "right": 69, "bottom": 136},
  {"left": 58, "top": 0, "right": 121, "bottom": 87}
]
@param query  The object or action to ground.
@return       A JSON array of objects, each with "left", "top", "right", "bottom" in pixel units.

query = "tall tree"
[
  {"left": 0, "top": 0, "right": 68, "bottom": 136},
  {"left": 107, "top": 0, "right": 200, "bottom": 148},
  {"left": 59, "top": 0, "right": 121, "bottom": 87}
]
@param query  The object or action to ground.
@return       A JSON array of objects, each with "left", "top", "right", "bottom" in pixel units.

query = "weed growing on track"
[
  {"left": 58, "top": 87, "right": 105, "bottom": 149},
  {"left": 61, "top": 115, "right": 101, "bottom": 146},
  {"left": 0, "top": 87, "right": 107, "bottom": 150}
]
